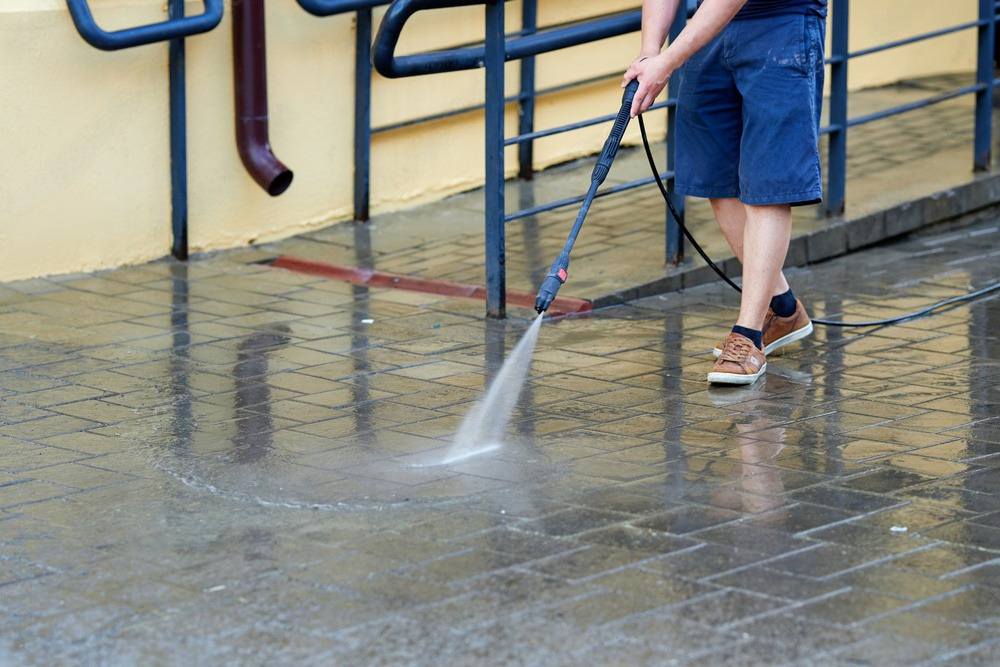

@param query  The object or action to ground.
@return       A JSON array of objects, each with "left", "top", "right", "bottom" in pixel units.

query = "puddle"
[{"left": 143, "top": 423, "right": 552, "bottom": 512}]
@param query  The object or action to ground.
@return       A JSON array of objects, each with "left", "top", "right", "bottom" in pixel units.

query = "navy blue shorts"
[{"left": 675, "top": 13, "right": 826, "bottom": 206}]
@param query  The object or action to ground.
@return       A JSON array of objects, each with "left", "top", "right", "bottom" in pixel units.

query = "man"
[{"left": 623, "top": 0, "right": 826, "bottom": 385}]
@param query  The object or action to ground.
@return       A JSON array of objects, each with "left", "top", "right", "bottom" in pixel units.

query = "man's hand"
[{"left": 622, "top": 52, "right": 677, "bottom": 118}]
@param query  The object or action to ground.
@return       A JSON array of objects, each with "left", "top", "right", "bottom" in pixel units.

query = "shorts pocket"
[
  {"left": 765, "top": 14, "right": 813, "bottom": 78},
  {"left": 801, "top": 14, "right": 825, "bottom": 76}
]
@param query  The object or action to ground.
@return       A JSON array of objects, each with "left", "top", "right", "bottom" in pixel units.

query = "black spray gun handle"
[
  {"left": 593, "top": 78, "right": 640, "bottom": 184},
  {"left": 535, "top": 78, "right": 640, "bottom": 313}
]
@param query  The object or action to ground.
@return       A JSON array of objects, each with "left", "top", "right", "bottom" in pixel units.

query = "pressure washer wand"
[{"left": 535, "top": 79, "right": 640, "bottom": 313}]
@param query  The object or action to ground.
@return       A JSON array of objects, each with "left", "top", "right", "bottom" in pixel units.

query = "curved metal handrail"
[
  {"left": 296, "top": 0, "right": 387, "bottom": 16},
  {"left": 66, "top": 0, "right": 223, "bottom": 51},
  {"left": 373, "top": 0, "right": 641, "bottom": 78}
]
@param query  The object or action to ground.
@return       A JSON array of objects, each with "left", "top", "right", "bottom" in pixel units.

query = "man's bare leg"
[
  {"left": 735, "top": 203, "right": 793, "bottom": 331},
  {"left": 709, "top": 198, "right": 790, "bottom": 298},
  {"left": 707, "top": 202, "right": 792, "bottom": 383}
]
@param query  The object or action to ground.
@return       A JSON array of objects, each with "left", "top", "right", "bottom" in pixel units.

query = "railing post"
[
  {"left": 665, "top": 4, "right": 686, "bottom": 266},
  {"left": 354, "top": 8, "right": 374, "bottom": 221},
  {"left": 974, "top": 0, "right": 994, "bottom": 171},
  {"left": 169, "top": 0, "right": 188, "bottom": 259},
  {"left": 826, "top": 0, "right": 849, "bottom": 216},
  {"left": 518, "top": 0, "right": 538, "bottom": 180},
  {"left": 485, "top": 0, "right": 506, "bottom": 318}
]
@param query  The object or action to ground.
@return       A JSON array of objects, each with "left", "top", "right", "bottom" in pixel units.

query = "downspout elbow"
[
  {"left": 233, "top": 0, "right": 293, "bottom": 197},
  {"left": 236, "top": 119, "right": 293, "bottom": 197}
]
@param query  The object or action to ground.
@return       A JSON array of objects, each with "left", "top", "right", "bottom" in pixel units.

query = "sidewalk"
[{"left": 2, "top": 78, "right": 1000, "bottom": 664}]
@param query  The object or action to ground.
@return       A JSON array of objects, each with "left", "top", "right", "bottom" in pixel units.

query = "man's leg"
[
  {"left": 734, "top": 203, "right": 792, "bottom": 331},
  {"left": 707, "top": 12, "right": 824, "bottom": 385},
  {"left": 707, "top": 203, "right": 792, "bottom": 385},
  {"left": 710, "top": 197, "right": 790, "bottom": 298}
]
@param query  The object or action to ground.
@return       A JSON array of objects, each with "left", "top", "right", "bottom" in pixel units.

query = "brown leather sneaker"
[
  {"left": 761, "top": 299, "right": 813, "bottom": 355},
  {"left": 713, "top": 300, "right": 813, "bottom": 358},
  {"left": 708, "top": 332, "right": 767, "bottom": 385}
]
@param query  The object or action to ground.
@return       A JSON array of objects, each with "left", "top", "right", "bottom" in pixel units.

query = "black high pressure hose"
[{"left": 534, "top": 81, "right": 1000, "bottom": 326}]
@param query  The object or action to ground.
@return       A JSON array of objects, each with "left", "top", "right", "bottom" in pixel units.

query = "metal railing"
[
  {"left": 373, "top": 0, "right": 700, "bottom": 317},
  {"left": 824, "top": 0, "right": 996, "bottom": 213},
  {"left": 300, "top": 0, "right": 665, "bottom": 235},
  {"left": 372, "top": 0, "right": 998, "bottom": 318},
  {"left": 63, "top": 0, "right": 685, "bottom": 274},
  {"left": 64, "top": 1, "right": 998, "bottom": 316}
]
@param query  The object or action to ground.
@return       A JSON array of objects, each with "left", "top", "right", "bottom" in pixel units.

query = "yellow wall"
[
  {"left": 0, "top": 0, "right": 980, "bottom": 281},
  {"left": 846, "top": 0, "right": 977, "bottom": 90}
]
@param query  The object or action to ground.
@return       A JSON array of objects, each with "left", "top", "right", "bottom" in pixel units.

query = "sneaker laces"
[{"left": 719, "top": 336, "right": 755, "bottom": 363}]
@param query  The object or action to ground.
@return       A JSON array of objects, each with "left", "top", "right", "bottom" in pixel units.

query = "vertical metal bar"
[
  {"left": 517, "top": 0, "right": 537, "bottom": 180},
  {"left": 665, "top": 4, "right": 686, "bottom": 266},
  {"left": 168, "top": 0, "right": 188, "bottom": 259},
  {"left": 974, "top": 0, "right": 994, "bottom": 171},
  {"left": 354, "top": 8, "right": 373, "bottom": 221},
  {"left": 827, "top": 0, "right": 849, "bottom": 216},
  {"left": 485, "top": 0, "right": 506, "bottom": 318}
]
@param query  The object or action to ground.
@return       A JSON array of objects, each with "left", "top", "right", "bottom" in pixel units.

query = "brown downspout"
[{"left": 232, "top": 0, "right": 293, "bottom": 196}]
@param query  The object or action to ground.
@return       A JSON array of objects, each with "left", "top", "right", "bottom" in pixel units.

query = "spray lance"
[{"left": 535, "top": 78, "right": 640, "bottom": 314}]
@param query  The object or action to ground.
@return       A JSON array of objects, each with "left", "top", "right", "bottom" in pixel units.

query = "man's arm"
[
  {"left": 624, "top": 0, "right": 749, "bottom": 117},
  {"left": 638, "top": 0, "right": 683, "bottom": 59}
]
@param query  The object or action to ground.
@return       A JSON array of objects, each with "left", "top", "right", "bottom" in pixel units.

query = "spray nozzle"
[{"left": 535, "top": 255, "right": 569, "bottom": 313}]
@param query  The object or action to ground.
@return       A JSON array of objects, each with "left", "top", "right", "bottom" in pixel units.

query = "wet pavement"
[
  {"left": 4, "top": 74, "right": 1000, "bottom": 664},
  {"left": 2, "top": 210, "right": 1000, "bottom": 664}
]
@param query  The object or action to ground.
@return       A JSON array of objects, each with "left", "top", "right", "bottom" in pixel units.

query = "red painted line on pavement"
[{"left": 268, "top": 256, "right": 592, "bottom": 317}]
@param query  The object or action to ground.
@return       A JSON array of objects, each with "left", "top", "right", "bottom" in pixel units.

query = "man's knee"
[
  {"left": 744, "top": 203, "right": 791, "bottom": 213},
  {"left": 744, "top": 203, "right": 792, "bottom": 222}
]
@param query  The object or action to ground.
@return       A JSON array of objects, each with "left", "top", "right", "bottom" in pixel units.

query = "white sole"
[
  {"left": 707, "top": 363, "right": 766, "bottom": 385},
  {"left": 712, "top": 321, "right": 814, "bottom": 358},
  {"left": 764, "top": 321, "right": 813, "bottom": 355}
]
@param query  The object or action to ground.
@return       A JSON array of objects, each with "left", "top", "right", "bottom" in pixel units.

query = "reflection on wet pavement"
[{"left": 2, "top": 217, "right": 1000, "bottom": 662}]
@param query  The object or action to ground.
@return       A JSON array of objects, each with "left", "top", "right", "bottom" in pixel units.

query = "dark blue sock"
[
  {"left": 770, "top": 289, "right": 797, "bottom": 318},
  {"left": 731, "top": 325, "right": 762, "bottom": 350}
]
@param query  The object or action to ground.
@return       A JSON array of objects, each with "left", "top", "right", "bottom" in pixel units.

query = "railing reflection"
[
  {"left": 351, "top": 222, "right": 376, "bottom": 443},
  {"left": 232, "top": 327, "right": 290, "bottom": 464}
]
